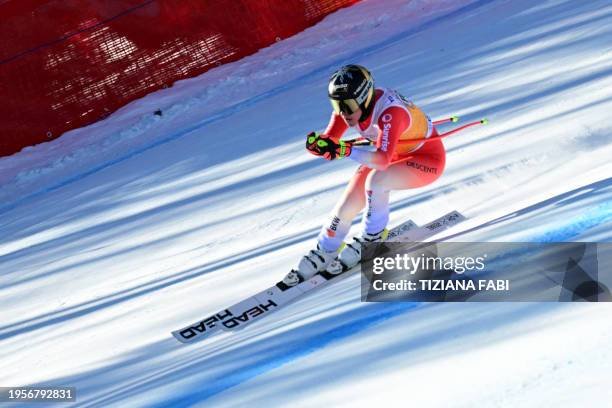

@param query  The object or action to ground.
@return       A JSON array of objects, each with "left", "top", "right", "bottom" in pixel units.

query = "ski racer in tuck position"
[{"left": 281, "top": 64, "right": 446, "bottom": 287}]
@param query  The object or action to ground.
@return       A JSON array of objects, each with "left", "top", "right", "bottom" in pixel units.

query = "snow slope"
[{"left": 1, "top": 0, "right": 611, "bottom": 406}]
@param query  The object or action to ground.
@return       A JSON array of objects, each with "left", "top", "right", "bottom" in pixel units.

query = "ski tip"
[
  {"left": 451, "top": 115, "right": 460, "bottom": 123},
  {"left": 480, "top": 118, "right": 489, "bottom": 125}
]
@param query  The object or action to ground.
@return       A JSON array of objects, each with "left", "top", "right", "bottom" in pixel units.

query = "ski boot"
[
  {"left": 280, "top": 244, "right": 341, "bottom": 289},
  {"left": 327, "top": 228, "right": 389, "bottom": 274}
]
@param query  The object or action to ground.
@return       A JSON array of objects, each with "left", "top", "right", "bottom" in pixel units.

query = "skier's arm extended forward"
[
  {"left": 348, "top": 106, "right": 409, "bottom": 170},
  {"left": 324, "top": 112, "right": 349, "bottom": 142}
]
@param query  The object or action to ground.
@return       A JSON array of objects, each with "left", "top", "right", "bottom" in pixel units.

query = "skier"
[{"left": 282, "top": 64, "right": 446, "bottom": 287}]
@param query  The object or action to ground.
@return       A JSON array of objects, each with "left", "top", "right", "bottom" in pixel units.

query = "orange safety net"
[{"left": 0, "top": 0, "right": 358, "bottom": 157}]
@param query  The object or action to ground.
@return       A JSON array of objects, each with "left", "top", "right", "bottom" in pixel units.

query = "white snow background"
[{"left": 1, "top": 0, "right": 611, "bottom": 406}]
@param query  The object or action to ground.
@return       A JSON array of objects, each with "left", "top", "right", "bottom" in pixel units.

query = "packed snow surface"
[{"left": 1, "top": 0, "right": 611, "bottom": 406}]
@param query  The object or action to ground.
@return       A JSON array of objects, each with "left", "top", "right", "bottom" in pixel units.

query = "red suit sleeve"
[
  {"left": 323, "top": 112, "right": 349, "bottom": 142},
  {"left": 348, "top": 106, "right": 410, "bottom": 170}
]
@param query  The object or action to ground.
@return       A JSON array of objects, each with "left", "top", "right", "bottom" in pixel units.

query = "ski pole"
[
  {"left": 391, "top": 118, "right": 488, "bottom": 165},
  {"left": 433, "top": 115, "right": 460, "bottom": 126},
  {"left": 397, "top": 118, "right": 488, "bottom": 146},
  {"left": 390, "top": 154, "right": 415, "bottom": 165}
]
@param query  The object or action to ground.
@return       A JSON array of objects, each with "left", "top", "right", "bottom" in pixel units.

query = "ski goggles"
[{"left": 330, "top": 98, "right": 360, "bottom": 115}]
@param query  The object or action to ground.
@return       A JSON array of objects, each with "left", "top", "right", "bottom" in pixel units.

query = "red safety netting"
[{"left": 0, "top": 0, "right": 357, "bottom": 157}]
